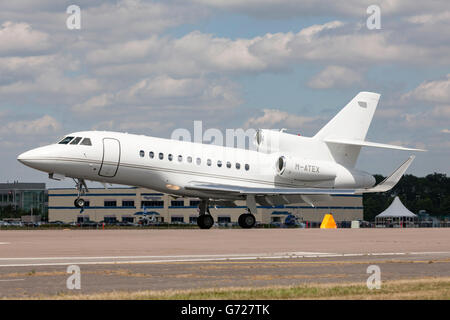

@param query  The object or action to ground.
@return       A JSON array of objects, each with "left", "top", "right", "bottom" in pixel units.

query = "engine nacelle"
[
  {"left": 254, "top": 129, "right": 295, "bottom": 153},
  {"left": 276, "top": 155, "right": 337, "bottom": 181}
]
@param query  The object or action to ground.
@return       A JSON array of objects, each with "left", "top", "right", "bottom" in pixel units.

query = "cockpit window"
[
  {"left": 80, "top": 138, "right": 92, "bottom": 146},
  {"left": 58, "top": 136, "right": 74, "bottom": 144},
  {"left": 70, "top": 137, "right": 82, "bottom": 145}
]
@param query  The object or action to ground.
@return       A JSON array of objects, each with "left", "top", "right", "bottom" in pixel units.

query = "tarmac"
[{"left": 0, "top": 228, "right": 449, "bottom": 298}]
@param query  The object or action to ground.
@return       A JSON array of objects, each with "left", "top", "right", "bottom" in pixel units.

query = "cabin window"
[
  {"left": 207, "top": 159, "right": 212, "bottom": 166},
  {"left": 187, "top": 156, "right": 192, "bottom": 163},
  {"left": 196, "top": 157, "right": 201, "bottom": 165},
  {"left": 226, "top": 161, "right": 231, "bottom": 168},
  {"left": 217, "top": 160, "right": 222, "bottom": 167},
  {"left": 70, "top": 137, "right": 82, "bottom": 145},
  {"left": 80, "top": 138, "right": 92, "bottom": 146},
  {"left": 168, "top": 154, "right": 173, "bottom": 161},
  {"left": 159, "top": 153, "right": 164, "bottom": 160},
  {"left": 178, "top": 155, "right": 182, "bottom": 162},
  {"left": 58, "top": 136, "right": 74, "bottom": 144},
  {"left": 149, "top": 151, "right": 154, "bottom": 159},
  {"left": 236, "top": 163, "right": 241, "bottom": 170},
  {"left": 139, "top": 150, "right": 145, "bottom": 157},
  {"left": 245, "top": 164, "right": 250, "bottom": 171}
]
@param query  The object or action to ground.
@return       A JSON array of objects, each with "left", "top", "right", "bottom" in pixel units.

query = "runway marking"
[
  {"left": 0, "top": 242, "right": 10, "bottom": 245},
  {"left": 0, "top": 251, "right": 449, "bottom": 268},
  {"left": 0, "top": 279, "right": 25, "bottom": 282},
  {"left": 0, "top": 252, "right": 334, "bottom": 261}
]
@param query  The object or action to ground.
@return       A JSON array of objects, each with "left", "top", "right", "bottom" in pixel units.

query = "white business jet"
[{"left": 18, "top": 92, "right": 424, "bottom": 229}]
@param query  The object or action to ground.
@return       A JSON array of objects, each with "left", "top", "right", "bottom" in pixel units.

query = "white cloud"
[
  {"left": 0, "top": 22, "right": 50, "bottom": 56},
  {"left": 0, "top": 70, "right": 101, "bottom": 96},
  {"left": 0, "top": 115, "right": 61, "bottom": 136},
  {"left": 190, "top": 0, "right": 449, "bottom": 19},
  {"left": 308, "top": 65, "right": 363, "bottom": 89},
  {"left": 72, "top": 75, "right": 241, "bottom": 114},
  {"left": 403, "top": 74, "right": 450, "bottom": 103},
  {"left": 244, "top": 109, "right": 318, "bottom": 130},
  {"left": 82, "top": 0, "right": 209, "bottom": 37},
  {"left": 85, "top": 20, "right": 449, "bottom": 83}
]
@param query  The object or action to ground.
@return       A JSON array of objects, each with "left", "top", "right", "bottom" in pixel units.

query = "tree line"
[{"left": 363, "top": 173, "right": 450, "bottom": 221}]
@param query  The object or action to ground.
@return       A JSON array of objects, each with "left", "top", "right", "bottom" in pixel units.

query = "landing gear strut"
[
  {"left": 73, "top": 178, "right": 89, "bottom": 208},
  {"left": 197, "top": 200, "right": 214, "bottom": 229}
]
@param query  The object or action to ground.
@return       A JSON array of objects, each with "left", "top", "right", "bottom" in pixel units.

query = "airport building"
[
  {"left": 0, "top": 182, "right": 48, "bottom": 215},
  {"left": 48, "top": 187, "right": 363, "bottom": 224}
]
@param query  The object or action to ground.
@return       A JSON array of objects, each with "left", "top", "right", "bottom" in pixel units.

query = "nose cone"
[
  {"left": 17, "top": 150, "right": 35, "bottom": 166},
  {"left": 17, "top": 146, "right": 54, "bottom": 172},
  {"left": 17, "top": 149, "right": 38, "bottom": 167}
]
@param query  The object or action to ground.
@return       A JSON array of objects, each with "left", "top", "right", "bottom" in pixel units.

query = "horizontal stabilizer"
[{"left": 324, "top": 137, "right": 426, "bottom": 151}]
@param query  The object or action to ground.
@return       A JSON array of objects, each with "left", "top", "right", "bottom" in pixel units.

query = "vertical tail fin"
[{"left": 314, "top": 92, "right": 380, "bottom": 167}]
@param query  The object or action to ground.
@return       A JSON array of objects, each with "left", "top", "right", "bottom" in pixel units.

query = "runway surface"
[{"left": 0, "top": 228, "right": 449, "bottom": 298}]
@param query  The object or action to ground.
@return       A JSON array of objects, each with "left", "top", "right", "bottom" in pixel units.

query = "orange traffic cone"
[{"left": 320, "top": 214, "right": 337, "bottom": 229}]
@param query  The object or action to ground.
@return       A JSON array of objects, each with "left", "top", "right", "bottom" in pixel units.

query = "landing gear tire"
[
  {"left": 74, "top": 198, "right": 85, "bottom": 208},
  {"left": 238, "top": 213, "right": 256, "bottom": 229},
  {"left": 197, "top": 215, "right": 214, "bottom": 229}
]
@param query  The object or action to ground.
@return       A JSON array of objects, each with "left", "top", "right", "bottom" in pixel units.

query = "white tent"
[{"left": 375, "top": 197, "right": 417, "bottom": 227}]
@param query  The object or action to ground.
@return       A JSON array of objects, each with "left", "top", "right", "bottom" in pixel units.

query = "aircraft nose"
[
  {"left": 17, "top": 149, "right": 37, "bottom": 167},
  {"left": 17, "top": 150, "right": 35, "bottom": 165},
  {"left": 17, "top": 145, "right": 63, "bottom": 173}
]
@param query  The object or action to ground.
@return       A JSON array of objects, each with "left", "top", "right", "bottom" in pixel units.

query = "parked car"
[
  {"left": 9, "top": 221, "right": 24, "bottom": 227},
  {"left": 77, "top": 221, "right": 99, "bottom": 228},
  {"left": 49, "top": 221, "right": 66, "bottom": 225}
]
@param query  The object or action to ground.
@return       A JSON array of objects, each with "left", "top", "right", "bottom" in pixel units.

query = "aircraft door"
[{"left": 98, "top": 138, "right": 120, "bottom": 177}]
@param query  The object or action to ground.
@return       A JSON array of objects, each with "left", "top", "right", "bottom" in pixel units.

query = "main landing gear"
[
  {"left": 238, "top": 212, "right": 256, "bottom": 229},
  {"left": 197, "top": 196, "right": 257, "bottom": 229},
  {"left": 238, "top": 195, "right": 257, "bottom": 229},
  {"left": 73, "top": 178, "right": 89, "bottom": 208},
  {"left": 197, "top": 200, "right": 214, "bottom": 229}
]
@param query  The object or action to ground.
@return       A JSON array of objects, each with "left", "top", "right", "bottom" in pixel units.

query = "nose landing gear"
[
  {"left": 73, "top": 178, "right": 89, "bottom": 208},
  {"left": 74, "top": 198, "right": 85, "bottom": 208}
]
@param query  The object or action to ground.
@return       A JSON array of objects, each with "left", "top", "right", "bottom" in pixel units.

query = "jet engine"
[{"left": 276, "top": 155, "right": 337, "bottom": 181}]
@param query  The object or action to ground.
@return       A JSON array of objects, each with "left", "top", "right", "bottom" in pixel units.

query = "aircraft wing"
[
  {"left": 186, "top": 183, "right": 355, "bottom": 196},
  {"left": 186, "top": 156, "right": 415, "bottom": 197}
]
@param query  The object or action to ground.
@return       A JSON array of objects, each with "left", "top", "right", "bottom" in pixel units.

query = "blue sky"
[{"left": 0, "top": 0, "right": 449, "bottom": 187}]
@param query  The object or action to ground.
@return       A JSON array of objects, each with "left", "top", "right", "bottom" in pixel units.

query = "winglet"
[{"left": 358, "top": 156, "right": 415, "bottom": 193}]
